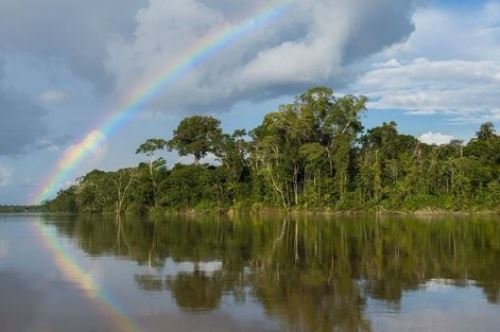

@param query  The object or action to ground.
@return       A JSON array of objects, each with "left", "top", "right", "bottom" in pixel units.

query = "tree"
[
  {"left": 328, "top": 95, "right": 367, "bottom": 202},
  {"left": 168, "top": 116, "right": 222, "bottom": 164},
  {"left": 136, "top": 138, "right": 168, "bottom": 209},
  {"left": 213, "top": 129, "right": 250, "bottom": 203},
  {"left": 76, "top": 170, "right": 109, "bottom": 212},
  {"left": 110, "top": 168, "right": 136, "bottom": 214},
  {"left": 250, "top": 115, "right": 292, "bottom": 208},
  {"left": 476, "top": 122, "right": 496, "bottom": 141}
]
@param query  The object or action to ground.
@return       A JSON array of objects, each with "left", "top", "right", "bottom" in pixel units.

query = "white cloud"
[
  {"left": 176, "top": 152, "right": 218, "bottom": 165},
  {"left": 105, "top": 0, "right": 417, "bottom": 112},
  {"left": 355, "top": 58, "right": 500, "bottom": 121},
  {"left": 175, "top": 260, "right": 223, "bottom": 276},
  {"left": 0, "top": 164, "right": 12, "bottom": 187},
  {"left": 419, "top": 132, "right": 454, "bottom": 145},
  {"left": 351, "top": 2, "right": 500, "bottom": 123},
  {"left": 39, "top": 89, "right": 69, "bottom": 104},
  {"left": 380, "top": 3, "right": 500, "bottom": 62},
  {"left": 374, "top": 58, "right": 401, "bottom": 69}
]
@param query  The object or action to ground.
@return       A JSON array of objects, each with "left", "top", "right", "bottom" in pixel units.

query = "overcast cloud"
[
  {"left": 0, "top": 0, "right": 419, "bottom": 159},
  {"left": 0, "top": 163, "right": 11, "bottom": 187},
  {"left": 38, "top": 90, "right": 70, "bottom": 104},
  {"left": 0, "top": 0, "right": 147, "bottom": 89},
  {"left": 105, "top": 0, "right": 418, "bottom": 112},
  {"left": 2, "top": 0, "right": 498, "bottom": 120},
  {"left": 0, "top": 86, "right": 49, "bottom": 155}
]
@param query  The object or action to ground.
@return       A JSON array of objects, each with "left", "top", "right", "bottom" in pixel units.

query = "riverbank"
[
  {"left": 162, "top": 206, "right": 500, "bottom": 218},
  {"left": 28, "top": 204, "right": 500, "bottom": 218}
]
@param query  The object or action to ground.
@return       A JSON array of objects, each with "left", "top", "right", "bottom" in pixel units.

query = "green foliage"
[
  {"left": 168, "top": 115, "right": 222, "bottom": 164},
  {"left": 136, "top": 138, "right": 168, "bottom": 156},
  {"left": 136, "top": 138, "right": 168, "bottom": 209},
  {"left": 44, "top": 186, "right": 78, "bottom": 212},
  {"left": 44, "top": 87, "right": 500, "bottom": 213},
  {"left": 160, "top": 164, "right": 224, "bottom": 209}
]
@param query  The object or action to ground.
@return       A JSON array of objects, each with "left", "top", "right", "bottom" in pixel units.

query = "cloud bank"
[
  {"left": 105, "top": 0, "right": 418, "bottom": 112},
  {"left": 0, "top": 0, "right": 419, "bottom": 159},
  {"left": 0, "top": 0, "right": 147, "bottom": 89},
  {"left": 1, "top": 0, "right": 498, "bottom": 159},
  {"left": 0, "top": 87, "right": 49, "bottom": 155},
  {"left": 2, "top": 0, "right": 498, "bottom": 123},
  {"left": 356, "top": 58, "right": 500, "bottom": 122}
]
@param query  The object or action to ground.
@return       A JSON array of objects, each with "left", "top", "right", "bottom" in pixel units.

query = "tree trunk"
[
  {"left": 293, "top": 163, "right": 299, "bottom": 206},
  {"left": 149, "top": 159, "right": 158, "bottom": 209}
]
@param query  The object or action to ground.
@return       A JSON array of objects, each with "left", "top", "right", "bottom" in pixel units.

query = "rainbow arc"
[
  {"left": 31, "top": 0, "right": 294, "bottom": 205},
  {"left": 29, "top": 2, "right": 295, "bottom": 330}
]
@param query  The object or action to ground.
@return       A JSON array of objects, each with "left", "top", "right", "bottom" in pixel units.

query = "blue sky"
[{"left": 0, "top": 0, "right": 499, "bottom": 204}]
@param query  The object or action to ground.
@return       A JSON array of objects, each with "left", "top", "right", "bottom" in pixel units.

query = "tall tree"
[
  {"left": 168, "top": 116, "right": 222, "bottom": 164},
  {"left": 136, "top": 138, "right": 168, "bottom": 209},
  {"left": 213, "top": 129, "right": 249, "bottom": 203},
  {"left": 110, "top": 168, "right": 136, "bottom": 214},
  {"left": 476, "top": 122, "right": 496, "bottom": 141},
  {"left": 328, "top": 95, "right": 367, "bottom": 202}
]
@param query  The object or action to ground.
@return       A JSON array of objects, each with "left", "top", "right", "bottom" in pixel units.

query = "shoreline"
[
  {"left": 4, "top": 207, "right": 498, "bottom": 217},
  {"left": 164, "top": 207, "right": 500, "bottom": 217}
]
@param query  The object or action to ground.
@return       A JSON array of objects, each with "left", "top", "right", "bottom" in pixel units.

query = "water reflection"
[
  {"left": 0, "top": 271, "right": 43, "bottom": 331},
  {"left": 42, "top": 213, "right": 500, "bottom": 331}
]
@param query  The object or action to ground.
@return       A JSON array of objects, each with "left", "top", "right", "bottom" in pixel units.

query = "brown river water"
[{"left": 0, "top": 213, "right": 499, "bottom": 331}]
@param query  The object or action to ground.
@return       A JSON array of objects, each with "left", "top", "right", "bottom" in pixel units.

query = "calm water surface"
[{"left": 0, "top": 213, "right": 499, "bottom": 331}]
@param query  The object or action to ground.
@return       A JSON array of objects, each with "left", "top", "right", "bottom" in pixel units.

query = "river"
[{"left": 0, "top": 213, "right": 498, "bottom": 331}]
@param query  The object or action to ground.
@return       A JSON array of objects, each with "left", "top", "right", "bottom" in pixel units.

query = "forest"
[{"left": 44, "top": 87, "right": 500, "bottom": 213}]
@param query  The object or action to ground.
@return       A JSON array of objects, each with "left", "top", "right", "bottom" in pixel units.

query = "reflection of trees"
[
  {"left": 44, "top": 214, "right": 500, "bottom": 330},
  {"left": 134, "top": 274, "right": 164, "bottom": 292},
  {"left": 249, "top": 218, "right": 373, "bottom": 331},
  {"left": 166, "top": 271, "right": 223, "bottom": 311},
  {"left": 480, "top": 281, "right": 500, "bottom": 304},
  {"left": 252, "top": 272, "right": 371, "bottom": 332}
]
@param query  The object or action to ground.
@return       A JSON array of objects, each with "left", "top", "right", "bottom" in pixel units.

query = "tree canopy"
[
  {"left": 167, "top": 115, "right": 222, "bottom": 164},
  {"left": 44, "top": 87, "right": 500, "bottom": 213}
]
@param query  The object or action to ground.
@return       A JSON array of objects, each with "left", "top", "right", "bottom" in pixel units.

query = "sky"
[{"left": 0, "top": 0, "right": 499, "bottom": 204}]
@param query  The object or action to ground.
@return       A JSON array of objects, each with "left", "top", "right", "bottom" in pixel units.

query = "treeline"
[
  {"left": 44, "top": 87, "right": 500, "bottom": 213},
  {"left": 0, "top": 205, "right": 44, "bottom": 213}
]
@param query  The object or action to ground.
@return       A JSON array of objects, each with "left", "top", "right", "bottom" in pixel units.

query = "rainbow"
[
  {"left": 27, "top": 2, "right": 295, "bottom": 329},
  {"left": 31, "top": 0, "right": 294, "bottom": 204},
  {"left": 32, "top": 221, "right": 140, "bottom": 332}
]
